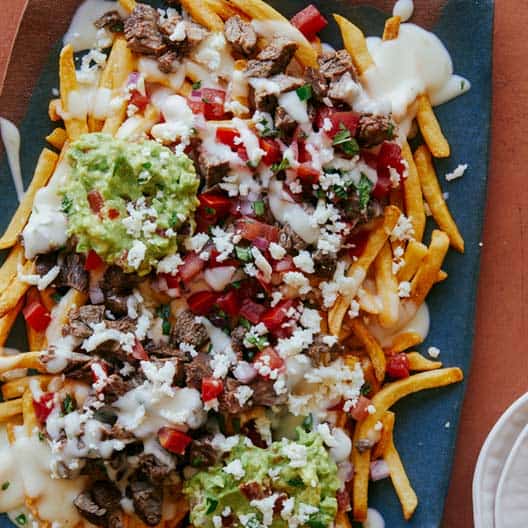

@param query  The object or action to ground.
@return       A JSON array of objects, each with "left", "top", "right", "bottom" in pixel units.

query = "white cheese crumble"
[
  {"left": 235, "top": 385, "right": 254, "bottom": 406},
  {"left": 127, "top": 240, "right": 147, "bottom": 270},
  {"left": 293, "top": 250, "right": 315, "bottom": 274},
  {"left": 223, "top": 459, "right": 246, "bottom": 480},
  {"left": 391, "top": 214, "right": 415, "bottom": 242},
  {"left": 283, "top": 272, "right": 311, "bottom": 295},
  {"left": 428, "top": 346, "right": 441, "bottom": 358},
  {"left": 445, "top": 163, "right": 468, "bottom": 181},
  {"left": 398, "top": 281, "right": 411, "bottom": 298},
  {"left": 269, "top": 242, "right": 286, "bottom": 260}
]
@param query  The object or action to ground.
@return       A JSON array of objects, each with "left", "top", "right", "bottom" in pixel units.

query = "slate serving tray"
[{"left": 0, "top": 1, "right": 493, "bottom": 526}]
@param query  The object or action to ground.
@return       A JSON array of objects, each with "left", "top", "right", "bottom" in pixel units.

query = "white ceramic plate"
[
  {"left": 473, "top": 392, "right": 528, "bottom": 528},
  {"left": 494, "top": 424, "right": 528, "bottom": 528}
]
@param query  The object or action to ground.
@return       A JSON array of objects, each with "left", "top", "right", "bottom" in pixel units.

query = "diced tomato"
[
  {"left": 237, "top": 146, "right": 249, "bottom": 162},
  {"left": 216, "top": 127, "right": 240, "bottom": 148},
  {"left": 253, "top": 347, "right": 284, "bottom": 377},
  {"left": 159, "top": 273, "right": 181, "bottom": 289},
  {"left": 201, "top": 377, "right": 224, "bottom": 402},
  {"left": 386, "top": 353, "right": 410, "bottom": 379},
  {"left": 297, "top": 163, "right": 320, "bottom": 185},
  {"left": 361, "top": 149, "right": 378, "bottom": 169},
  {"left": 87, "top": 190, "right": 104, "bottom": 214},
  {"left": 260, "top": 299, "right": 294, "bottom": 333},
  {"left": 188, "top": 99, "right": 205, "bottom": 114},
  {"left": 290, "top": 4, "right": 328, "bottom": 40},
  {"left": 187, "top": 291, "right": 218, "bottom": 315},
  {"left": 158, "top": 427, "right": 192, "bottom": 455},
  {"left": 202, "top": 88, "right": 226, "bottom": 120},
  {"left": 33, "top": 393, "right": 55, "bottom": 423},
  {"left": 130, "top": 90, "right": 149, "bottom": 112},
  {"left": 108, "top": 208, "right": 120, "bottom": 220},
  {"left": 179, "top": 252, "right": 206, "bottom": 282},
  {"left": 236, "top": 217, "right": 280, "bottom": 243},
  {"left": 199, "top": 192, "right": 232, "bottom": 218},
  {"left": 348, "top": 395, "right": 372, "bottom": 421},
  {"left": 377, "top": 141, "right": 405, "bottom": 174},
  {"left": 315, "top": 106, "right": 332, "bottom": 131},
  {"left": 293, "top": 127, "right": 311, "bottom": 163},
  {"left": 259, "top": 138, "right": 282, "bottom": 166},
  {"left": 239, "top": 298, "right": 266, "bottom": 324},
  {"left": 372, "top": 167, "right": 391, "bottom": 200},
  {"left": 328, "top": 111, "right": 360, "bottom": 138},
  {"left": 132, "top": 339, "right": 149, "bottom": 361},
  {"left": 85, "top": 250, "right": 104, "bottom": 271},
  {"left": 348, "top": 230, "right": 370, "bottom": 259},
  {"left": 217, "top": 290, "right": 240, "bottom": 317},
  {"left": 23, "top": 301, "right": 51, "bottom": 332},
  {"left": 208, "top": 249, "right": 239, "bottom": 269}
]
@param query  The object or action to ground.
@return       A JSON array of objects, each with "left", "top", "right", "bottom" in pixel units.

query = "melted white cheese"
[
  {"left": 0, "top": 117, "right": 24, "bottom": 203},
  {"left": 393, "top": 0, "right": 414, "bottom": 22}
]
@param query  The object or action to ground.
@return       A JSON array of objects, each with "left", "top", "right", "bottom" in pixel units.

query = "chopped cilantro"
[
  {"left": 205, "top": 497, "right": 218, "bottom": 514},
  {"left": 258, "top": 118, "right": 277, "bottom": 138},
  {"left": 51, "top": 292, "right": 64, "bottom": 303},
  {"left": 287, "top": 477, "right": 304, "bottom": 488},
  {"left": 232, "top": 417, "right": 241, "bottom": 434},
  {"left": 61, "top": 195, "right": 73, "bottom": 213},
  {"left": 302, "top": 413, "right": 313, "bottom": 432},
  {"left": 386, "top": 120, "right": 395, "bottom": 140},
  {"left": 15, "top": 514, "right": 26, "bottom": 526},
  {"left": 235, "top": 246, "right": 253, "bottom": 262},
  {"left": 307, "top": 514, "right": 326, "bottom": 528},
  {"left": 232, "top": 281, "right": 241, "bottom": 289},
  {"left": 156, "top": 304, "right": 171, "bottom": 335},
  {"left": 169, "top": 210, "right": 181, "bottom": 228},
  {"left": 296, "top": 84, "right": 312, "bottom": 101},
  {"left": 316, "top": 189, "right": 326, "bottom": 200},
  {"left": 333, "top": 185, "right": 348, "bottom": 200},
  {"left": 356, "top": 173, "right": 373, "bottom": 210},
  {"left": 360, "top": 381, "right": 372, "bottom": 396},
  {"left": 205, "top": 206, "right": 216, "bottom": 216},
  {"left": 38, "top": 431, "right": 45, "bottom": 442},
  {"left": 201, "top": 97, "right": 211, "bottom": 104},
  {"left": 252, "top": 200, "right": 265, "bottom": 216},
  {"left": 246, "top": 335, "right": 268, "bottom": 350},
  {"left": 62, "top": 394, "right": 76, "bottom": 415},
  {"left": 192, "top": 80, "right": 202, "bottom": 90},
  {"left": 333, "top": 123, "right": 359, "bottom": 156},
  {"left": 191, "top": 456, "right": 205, "bottom": 467},
  {"left": 270, "top": 157, "right": 290, "bottom": 173},
  {"left": 142, "top": 162, "right": 152, "bottom": 170},
  {"left": 1, "top": 482, "right": 9, "bottom": 491},
  {"left": 239, "top": 317, "right": 251, "bottom": 330}
]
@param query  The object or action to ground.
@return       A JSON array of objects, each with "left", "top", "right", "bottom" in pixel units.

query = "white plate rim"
[{"left": 473, "top": 391, "right": 528, "bottom": 528}]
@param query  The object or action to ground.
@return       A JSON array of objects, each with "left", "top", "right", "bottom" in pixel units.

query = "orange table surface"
[{"left": 1, "top": 2, "right": 527, "bottom": 526}]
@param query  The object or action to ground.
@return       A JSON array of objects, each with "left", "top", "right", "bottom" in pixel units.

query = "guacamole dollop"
[
  {"left": 63, "top": 133, "right": 199, "bottom": 274},
  {"left": 183, "top": 429, "right": 340, "bottom": 527}
]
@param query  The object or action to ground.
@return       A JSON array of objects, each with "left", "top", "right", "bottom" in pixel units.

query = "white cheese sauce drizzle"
[
  {"left": 393, "top": 0, "right": 414, "bottom": 22},
  {"left": 0, "top": 117, "right": 24, "bottom": 203}
]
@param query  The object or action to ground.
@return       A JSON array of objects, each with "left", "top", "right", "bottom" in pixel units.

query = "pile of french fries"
[{"left": 0, "top": 2, "right": 466, "bottom": 526}]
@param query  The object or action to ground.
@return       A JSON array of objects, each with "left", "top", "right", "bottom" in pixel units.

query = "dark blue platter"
[{"left": 0, "top": 1, "right": 493, "bottom": 526}]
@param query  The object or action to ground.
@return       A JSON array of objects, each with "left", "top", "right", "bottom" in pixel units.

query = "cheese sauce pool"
[{"left": 0, "top": 118, "right": 24, "bottom": 203}]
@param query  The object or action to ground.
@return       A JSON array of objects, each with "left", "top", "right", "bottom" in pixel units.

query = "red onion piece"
[
  {"left": 370, "top": 459, "right": 390, "bottom": 481},
  {"left": 233, "top": 362, "right": 257, "bottom": 383},
  {"left": 89, "top": 268, "right": 106, "bottom": 305},
  {"left": 127, "top": 71, "right": 140, "bottom": 87},
  {"left": 204, "top": 266, "right": 236, "bottom": 291},
  {"left": 253, "top": 237, "right": 270, "bottom": 251}
]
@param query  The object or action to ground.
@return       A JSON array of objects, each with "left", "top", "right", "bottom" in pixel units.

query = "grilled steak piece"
[
  {"left": 274, "top": 106, "right": 296, "bottom": 135},
  {"left": 356, "top": 114, "right": 395, "bottom": 147},
  {"left": 184, "top": 353, "right": 213, "bottom": 390},
  {"left": 278, "top": 224, "right": 308, "bottom": 252},
  {"left": 251, "top": 74, "right": 304, "bottom": 113},
  {"left": 304, "top": 67, "right": 328, "bottom": 101},
  {"left": 245, "top": 37, "right": 298, "bottom": 78},
  {"left": 124, "top": 4, "right": 166, "bottom": 56},
  {"left": 64, "top": 305, "right": 105, "bottom": 338},
  {"left": 224, "top": 15, "right": 257, "bottom": 55},
  {"left": 171, "top": 309, "right": 209, "bottom": 348},
  {"left": 94, "top": 11, "right": 124, "bottom": 33},
  {"left": 197, "top": 152, "right": 230, "bottom": 189},
  {"left": 312, "top": 249, "right": 337, "bottom": 280},
  {"left": 55, "top": 253, "right": 89, "bottom": 292},
  {"left": 318, "top": 49, "right": 356, "bottom": 80},
  {"left": 306, "top": 334, "right": 343, "bottom": 365},
  {"left": 249, "top": 378, "right": 286, "bottom": 407},
  {"left": 129, "top": 479, "right": 163, "bottom": 526}
]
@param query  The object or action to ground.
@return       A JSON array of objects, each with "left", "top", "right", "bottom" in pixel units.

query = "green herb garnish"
[
  {"left": 302, "top": 413, "right": 313, "bottom": 432},
  {"left": 156, "top": 304, "right": 171, "bottom": 335},
  {"left": 287, "top": 477, "right": 305, "bottom": 488},
  {"left": 356, "top": 172, "right": 373, "bottom": 210},
  {"left": 62, "top": 394, "right": 75, "bottom": 415},
  {"left": 205, "top": 497, "right": 218, "bottom": 514},
  {"left": 296, "top": 84, "right": 312, "bottom": 101},
  {"left": 333, "top": 123, "right": 360, "bottom": 156},
  {"left": 15, "top": 514, "right": 26, "bottom": 526},
  {"left": 192, "top": 80, "right": 202, "bottom": 90},
  {"left": 235, "top": 246, "right": 253, "bottom": 262},
  {"left": 61, "top": 195, "right": 73, "bottom": 213},
  {"left": 252, "top": 200, "right": 265, "bottom": 216},
  {"left": 271, "top": 157, "right": 290, "bottom": 173},
  {"left": 1, "top": 482, "right": 9, "bottom": 491},
  {"left": 360, "top": 381, "right": 372, "bottom": 396},
  {"left": 239, "top": 317, "right": 251, "bottom": 330},
  {"left": 246, "top": 335, "right": 268, "bottom": 350}
]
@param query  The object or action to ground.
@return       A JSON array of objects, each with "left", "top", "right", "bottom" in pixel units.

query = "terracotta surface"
[{"left": 0, "top": 1, "right": 526, "bottom": 526}]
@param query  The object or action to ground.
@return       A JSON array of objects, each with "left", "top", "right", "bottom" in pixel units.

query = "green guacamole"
[
  {"left": 63, "top": 133, "right": 199, "bottom": 274},
  {"left": 183, "top": 429, "right": 340, "bottom": 528}
]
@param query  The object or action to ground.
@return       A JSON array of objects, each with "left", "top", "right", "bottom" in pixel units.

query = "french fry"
[
  {"left": 397, "top": 240, "right": 428, "bottom": 282},
  {"left": 357, "top": 287, "right": 381, "bottom": 315},
  {"left": 0, "top": 298, "right": 23, "bottom": 348},
  {"left": 0, "top": 244, "right": 25, "bottom": 288},
  {"left": 0, "top": 148, "right": 58, "bottom": 249},
  {"left": 437, "top": 269, "right": 448, "bottom": 282},
  {"left": 390, "top": 331, "right": 423, "bottom": 353},
  {"left": 2, "top": 375, "right": 53, "bottom": 400},
  {"left": 401, "top": 141, "right": 426, "bottom": 242},
  {"left": 0, "top": 398, "right": 23, "bottom": 423},
  {"left": 335, "top": 511, "right": 352, "bottom": 528},
  {"left": 410, "top": 230, "right": 450, "bottom": 306},
  {"left": 310, "top": 36, "right": 323, "bottom": 56},
  {"left": 59, "top": 45, "right": 89, "bottom": 140},
  {"left": 119, "top": 0, "right": 136, "bottom": 13},
  {"left": 416, "top": 94, "right": 450, "bottom": 158},
  {"left": 372, "top": 411, "right": 394, "bottom": 460},
  {"left": 48, "top": 99, "right": 62, "bottom": 122},
  {"left": 414, "top": 145, "right": 464, "bottom": 252},
  {"left": 329, "top": 206, "right": 401, "bottom": 336},
  {"left": 407, "top": 352, "right": 442, "bottom": 371},
  {"left": 40, "top": 288, "right": 57, "bottom": 313},
  {"left": 204, "top": 0, "right": 241, "bottom": 20},
  {"left": 334, "top": 14, "right": 374, "bottom": 75},
  {"left": 180, "top": 0, "right": 224, "bottom": 31},
  {"left": 352, "top": 368, "right": 463, "bottom": 520},
  {"left": 178, "top": 80, "right": 193, "bottom": 97},
  {"left": 22, "top": 389, "right": 38, "bottom": 435},
  {"left": 383, "top": 16, "right": 401, "bottom": 41},
  {"left": 349, "top": 318, "right": 385, "bottom": 382},
  {"left": 46, "top": 288, "right": 88, "bottom": 346},
  {"left": 45, "top": 127, "right": 67, "bottom": 150},
  {"left": 0, "top": 351, "right": 45, "bottom": 374},
  {"left": 229, "top": 0, "right": 318, "bottom": 67},
  {"left": 0, "top": 259, "right": 34, "bottom": 318},
  {"left": 374, "top": 242, "right": 400, "bottom": 328},
  {"left": 384, "top": 424, "right": 418, "bottom": 519},
  {"left": 360, "top": 357, "right": 382, "bottom": 396}
]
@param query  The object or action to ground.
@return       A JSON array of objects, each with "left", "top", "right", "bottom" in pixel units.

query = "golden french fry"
[
  {"left": 352, "top": 368, "right": 462, "bottom": 520},
  {"left": 48, "top": 99, "right": 62, "bottom": 122},
  {"left": 410, "top": 230, "right": 450, "bottom": 306},
  {"left": 119, "top": 0, "right": 136, "bottom": 12},
  {"left": 375, "top": 242, "right": 400, "bottom": 328},
  {"left": 390, "top": 187, "right": 404, "bottom": 211},
  {"left": 204, "top": 0, "right": 241, "bottom": 20},
  {"left": 416, "top": 94, "right": 450, "bottom": 158},
  {"left": 401, "top": 141, "right": 425, "bottom": 242},
  {"left": 360, "top": 357, "right": 382, "bottom": 396},
  {"left": 437, "top": 269, "right": 448, "bottom": 282},
  {"left": 46, "top": 288, "right": 88, "bottom": 345},
  {"left": 335, "top": 511, "right": 352, "bottom": 528},
  {"left": 349, "top": 318, "right": 386, "bottom": 382},
  {"left": 60, "top": 45, "right": 89, "bottom": 140},
  {"left": 0, "top": 298, "right": 23, "bottom": 348},
  {"left": 2, "top": 375, "right": 53, "bottom": 400},
  {"left": 310, "top": 36, "right": 323, "bottom": 55},
  {"left": 0, "top": 148, "right": 58, "bottom": 249},
  {"left": 180, "top": 0, "right": 224, "bottom": 31},
  {"left": 334, "top": 14, "right": 374, "bottom": 75},
  {"left": 372, "top": 411, "right": 394, "bottom": 460},
  {"left": 397, "top": 240, "right": 428, "bottom": 282},
  {"left": 0, "top": 351, "right": 45, "bottom": 374},
  {"left": 229, "top": 0, "right": 318, "bottom": 67},
  {"left": 0, "top": 259, "right": 34, "bottom": 318},
  {"left": 179, "top": 80, "right": 193, "bottom": 97},
  {"left": 383, "top": 16, "right": 401, "bottom": 40},
  {"left": 329, "top": 206, "right": 401, "bottom": 336},
  {"left": 414, "top": 145, "right": 464, "bottom": 252},
  {"left": 390, "top": 331, "right": 424, "bottom": 353},
  {"left": 0, "top": 244, "right": 25, "bottom": 289},
  {"left": 39, "top": 288, "right": 57, "bottom": 313},
  {"left": 0, "top": 398, "right": 23, "bottom": 423},
  {"left": 22, "top": 389, "right": 38, "bottom": 435},
  {"left": 357, "top": 287, "right": 381, "bottom": 315},
  {"left": 384, "top": 424, "right": 418, "bottom": 519},
  {"left": 45, "top": 127, "right": 67, "bottom": 150},
  {"left": 407, "top": 352, "right": 442, "bottom": 371}
]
